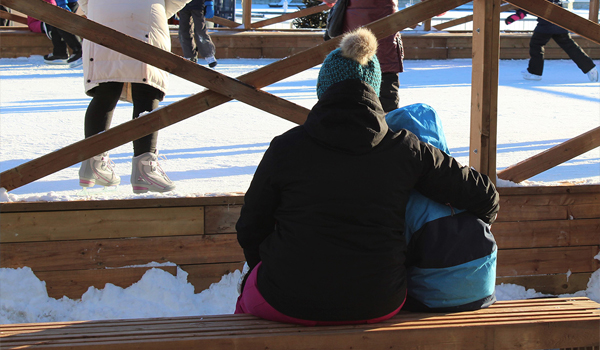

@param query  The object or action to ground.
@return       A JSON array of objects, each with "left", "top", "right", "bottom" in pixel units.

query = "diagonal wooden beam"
[
  {"left": 250, "top": 3, "right": 329, "bottom": 29},
  {"left": 207, "top": 16, "right": 242, "bottom": 28},
  {"left": 433, "top": 3, "right": 516, "bottom": 31},
  {"left": 497, "top": 127, "right": 600, "bottom": 183},
  {"left": 507, "top": 0, "right": 600, "bottom": 44},
  {"left": 0, "top": 0, "right": 472, "bottom": 192},
  {"left": 0, "top": 0, "right": 310, "bottom": 123},
  {"left": 0, "top": 8, "right": 27, "bottom": 25}
]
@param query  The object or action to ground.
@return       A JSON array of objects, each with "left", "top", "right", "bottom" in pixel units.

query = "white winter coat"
[{"left": 80, "top": 0, "right": 189, "bottom": 100}]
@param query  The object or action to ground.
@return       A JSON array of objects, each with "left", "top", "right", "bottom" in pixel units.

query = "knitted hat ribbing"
[{"left": 316, "top": 28, "right": 381, "bottom": 99}]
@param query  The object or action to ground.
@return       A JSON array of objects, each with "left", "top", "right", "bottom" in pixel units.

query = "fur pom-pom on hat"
[
  {"left": 339, "top": 28, "right": 379, "bottom": 66},
  {"left": 316, "top": 28, "right": 381, "bottom": 99}
]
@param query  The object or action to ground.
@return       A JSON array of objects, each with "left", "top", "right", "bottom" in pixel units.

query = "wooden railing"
[{"left": 0, "top": 0, "right": 598, "bottom": 190}]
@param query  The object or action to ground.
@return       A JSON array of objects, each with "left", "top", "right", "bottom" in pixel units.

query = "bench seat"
[{"left": 1, "top": 297, "right": 599, "bottom": 349}]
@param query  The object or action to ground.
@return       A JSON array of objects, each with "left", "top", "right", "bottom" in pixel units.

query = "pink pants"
[{"left": 234, "top": 262, "right": 404, "bottom": 326}]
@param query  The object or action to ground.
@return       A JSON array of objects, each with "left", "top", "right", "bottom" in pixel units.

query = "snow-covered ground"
[{"left": 1, "top": 54, "right": 599, "bottom": 324}]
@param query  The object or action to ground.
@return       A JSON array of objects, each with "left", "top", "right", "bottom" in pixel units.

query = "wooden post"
[
  {"left": 590, "top": 0, "right": 599, "bottom": 23},
  {"left": 242, "top": 0, "right": 252, "bottom": 29},
  {"left": 424, "top": 18, "right": 431, "bottom": 31},
  {"left": 469, "top": 0, "right": 501, "bottom": 182}
]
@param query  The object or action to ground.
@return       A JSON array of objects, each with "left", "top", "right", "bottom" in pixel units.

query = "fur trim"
[{"left": 339, "top": 28, "right": 378, "bottom": 66}]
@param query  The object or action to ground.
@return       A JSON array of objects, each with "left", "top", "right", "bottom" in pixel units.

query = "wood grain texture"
[{"left": 1, "top": 298, "right": 598, "bottom": 350}]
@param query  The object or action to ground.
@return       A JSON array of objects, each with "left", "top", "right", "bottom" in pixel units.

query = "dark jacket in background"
[
  {"left": 236, "top": 79, "right": 499, "bottom": 322},
  {"left": 182, "top": 0, "right": 205, "bottom": 11}
]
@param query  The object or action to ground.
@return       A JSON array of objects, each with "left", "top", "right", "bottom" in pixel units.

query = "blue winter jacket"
[
  {"left": 55, "top": 0, "right": 78, "bottom": 11},
  {"left": 386, "top": 103, "right": 497, "bottom": 312}
]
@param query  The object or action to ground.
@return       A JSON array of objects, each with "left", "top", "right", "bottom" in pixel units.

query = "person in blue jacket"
[
  {"left": 505, "top": 0, "right": 597, "bottom": 82},
  {"left": 386, "top": 103, "right": 498, "bottom": 312}
]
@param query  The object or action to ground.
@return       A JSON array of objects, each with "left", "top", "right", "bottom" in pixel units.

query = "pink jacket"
[{"left": 27, "top": 0, "right": 57, "bottom": 33}]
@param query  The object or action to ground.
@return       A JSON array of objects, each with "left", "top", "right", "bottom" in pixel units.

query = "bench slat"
[{"left": 1, "top": 297, "right": 598, "bottom": 350}]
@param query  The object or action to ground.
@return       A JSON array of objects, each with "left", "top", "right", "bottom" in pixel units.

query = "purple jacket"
[{"left": 343, "top": 0, "right": 404, "bottom": 73}]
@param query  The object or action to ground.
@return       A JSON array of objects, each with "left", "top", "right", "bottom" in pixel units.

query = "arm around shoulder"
[{"left": 414, "top": 143, "right": 500, "bottom": 225}]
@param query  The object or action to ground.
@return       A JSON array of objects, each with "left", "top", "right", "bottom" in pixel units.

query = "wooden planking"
[
  {"left": 497, "top": 246, "right": 599, "bottom": 276},
  {"left": 36, "top": 266, "right": 177, "bottom": 299},
  {"left": 492, "top": 218, "right": 600, "bottom": 249},
  {"left": 3, "top": 237, "right": 594, "bottom": 277},
  {"left": 181, "top": 262, "right": 245, "bottom": 293},
  {"left": 204, "top": 205, "right": 242, "bottom": 234},
  {"left": 0, "top": 234, "right": 245, "bottom": 272},
  {"left": 498, "top": 190, "right": 599, "bottom": 206},
  {"left": 496, "top": 272, "right": 592, "bottom": 295},
  {"left": 0, "top": 298, "right": 598, "bottom": 350},
  {"left": 0, "top": 195, "right": 245, "bottom": 213},
  {"left": 34, "top": 262, "right": 245, "bottom": 299},
  {"left": 1, "top": 207, "right": 204, "bottom": 243},
  {"left": 3, "top": 28, "right": 599, "bottom": 60},
  {"left": 496, "top": 201, "right": 600, "bottom": 221}
]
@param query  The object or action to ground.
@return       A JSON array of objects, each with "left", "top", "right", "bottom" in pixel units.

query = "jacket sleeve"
[
  {"left": 235, "top": 142, "right": 280, "bottom": 270},
  {"left": 164, "top": 0, "right": 192, "bottom": 19},
  {"left": 412, "top": 139, "right": 499, "bottom": 225}
]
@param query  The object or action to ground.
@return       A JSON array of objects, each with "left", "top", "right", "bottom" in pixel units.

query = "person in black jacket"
[
  {"left": 234, "top": 28, "right": 500, "bottom": 326},
  {"left": 505, "top": 0, "right": 598, "bottom": 82}
]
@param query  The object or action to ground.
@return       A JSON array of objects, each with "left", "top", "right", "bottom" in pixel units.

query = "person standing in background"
[
  {"left": 505, "top": 0, "right": 598, "bottom": 82},
  {"left": 27, "top": 0, "right": 83, "bottom": 67},
  {"left": 323, "top": 0, "right": 404, "bottom": 112},
  {"left": 78, "top": 0, "right": 189, "bottom": 193},
  {"left": 178, "top": 0, "right": 218, "bottom": 68}
]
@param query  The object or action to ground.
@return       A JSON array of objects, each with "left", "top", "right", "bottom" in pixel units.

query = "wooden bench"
[{"left": 1, "top": 297, "right": 598, "bottom": 349}]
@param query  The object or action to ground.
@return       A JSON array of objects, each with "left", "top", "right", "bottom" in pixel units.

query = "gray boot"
[
  {"left": 79, "top": 152, "right": 120, "bottom": 187},
  {"left": 130, "top": 151, "right": 175, "bottom": 193}
]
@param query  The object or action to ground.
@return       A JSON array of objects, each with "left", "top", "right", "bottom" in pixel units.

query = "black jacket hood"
[{"left": 303, "top": 79, "right": 389, "bottom": 155}]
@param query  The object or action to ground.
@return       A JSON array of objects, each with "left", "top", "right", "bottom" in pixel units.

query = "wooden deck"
[
  {"left": 1, "top": 185, "right": 598, "bottom": 299},
  {"left": 1, "top": 26, "right": 599, "bottom": 60}
]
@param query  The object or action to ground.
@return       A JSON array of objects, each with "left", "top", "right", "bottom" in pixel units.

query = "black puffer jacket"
[{"left": 236, "top": 79, "right": 499, "bottom": 322}]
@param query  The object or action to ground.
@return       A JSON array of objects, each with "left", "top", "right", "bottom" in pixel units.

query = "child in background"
[
  {"left": 177, "top": 0, "right": 218, "bottom": 68},
  {"left": 505, "top": 0, "right": 598, "bottom": 82},
  {"left": 27, "top": 0, "right": 82, "bottom": 67}
]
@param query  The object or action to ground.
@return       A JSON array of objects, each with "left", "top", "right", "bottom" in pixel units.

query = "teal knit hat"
[{"left": 317, "top": 28, "right": 381, "bottom": 99}]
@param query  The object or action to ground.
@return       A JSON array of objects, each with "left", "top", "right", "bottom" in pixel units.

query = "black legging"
[
  {"left": 380, "top": 72, "right": 400, "bottom": 113},
  {"left": 528, "top": 32, "right": 596, "bottom": 76},
  {"left": 84, "top": 82, "right": 164, "bottom": 156}
]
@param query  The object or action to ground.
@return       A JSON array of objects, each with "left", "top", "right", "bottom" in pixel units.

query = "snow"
[{"left": 1, "top": 54, "right": 599, "bottom": 324}]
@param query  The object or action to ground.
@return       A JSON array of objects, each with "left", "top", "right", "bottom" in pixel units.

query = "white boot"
[
  {"left": 521, "top": 69, "right": 542, "bottom": 81},
  {"left": 587, "top": 67, "right": 598, "bottom": 82},
  {"left": 79, "top": 152, "right": 120, "bottom": 187},
  {"left": 130, "top": 151, "right": 176, "bottom": 193}
]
